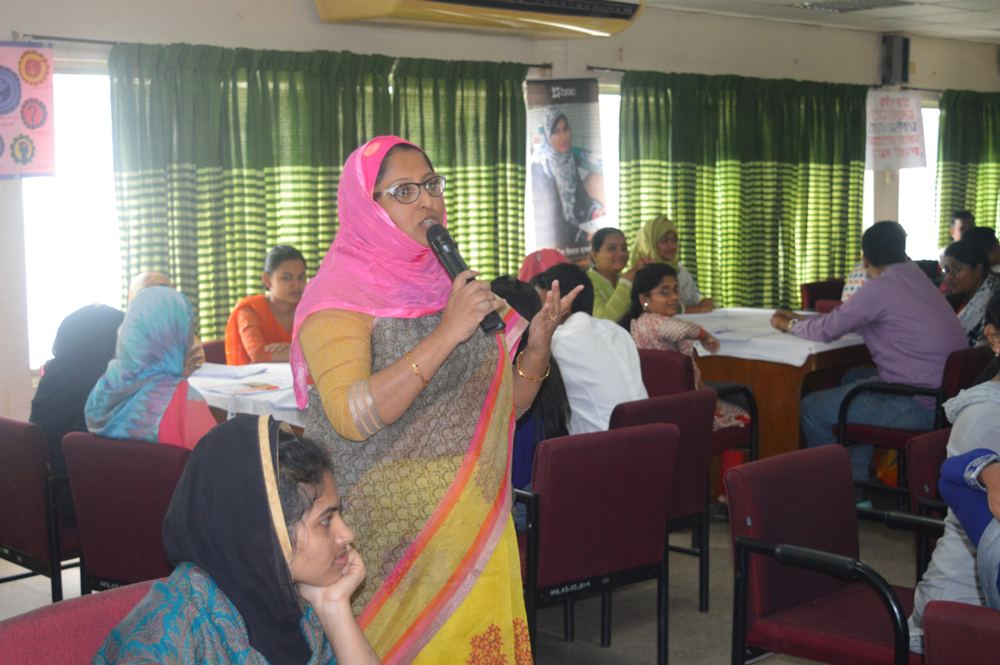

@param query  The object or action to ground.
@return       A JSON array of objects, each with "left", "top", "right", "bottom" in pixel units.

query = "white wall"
[{"left": 1, "top": 2, "right": 999, "bottom": 418}]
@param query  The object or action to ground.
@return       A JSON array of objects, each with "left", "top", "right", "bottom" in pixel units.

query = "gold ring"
[{"left": 549, "top": 314, "right": 558, "bottom": 320}]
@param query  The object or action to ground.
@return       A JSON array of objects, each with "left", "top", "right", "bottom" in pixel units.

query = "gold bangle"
[
  {"left": 516, "top": 350, "right": 550, "bottom": 383},
  {"left": 404, "top": 351, "right": 429, "bottom": 389}
]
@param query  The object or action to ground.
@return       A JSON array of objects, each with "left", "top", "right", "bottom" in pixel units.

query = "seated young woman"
[
  {"left": 630, "top": 216, "right": 714, "bottom": 313},
  {"left": 587, "top": 227, "right": 638, "bottom": 321},
  {"left": 30, "top": 304, "right": 124, "bottom": 475},
  {"left": 95, "top": 415, "right": 379, "bottom": 664},
  {"left": 622, "top": 263, "right": 748, "bottom": 430},
  {"left": 225, "top": 245, "right": 307, "bottom": 364},
  {"left": 491, "top": 275, "right": 570, "bottom": 491},
  {"left": 942, "top": 238, "right": 1000, "bottom": 347},
  {"left": 85, "top": 286, "right": 215, "bottom": 449}
]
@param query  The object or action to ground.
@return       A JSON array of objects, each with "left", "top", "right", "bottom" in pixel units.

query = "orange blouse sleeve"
[{"left": 235, "top": 306, "right": 274, "bottom": 363}]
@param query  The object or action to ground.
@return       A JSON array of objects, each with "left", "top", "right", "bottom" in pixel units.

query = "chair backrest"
[
  {"left": 0, "top": 416, "right": 65, "bottom": 569},
  {"left": 814, "top": 299, "right": 842, "bottom": 314},
  {"left": 609, "top": 389, "right": 716, "bottom": 520},
  {"left": 638, "top": 348, "right": 696, "bottom": 397},
  {"left": 531, "top": 423, "right": 679, "bottom": 590},
  {"left": 0, "top": 579, "right": 155, "bottom": 664},
  {"left": 202, "top": 339, "right": 226, "bottom": 365},
  {"left": 800, "top": 279, "right": 844, "bottom": 309},
  {"left": 923, "top": 600, "right": 1000, "bottom": 665},
  {"left": 941, "top": 345, "right": 993, "bottom": 400},
  {"left": 62, "top": 433, "right": 191, "bottom": 586},
  {"left": 905, "top": 428, "right": 951, "bottom": 514},
  {"left": 724, "top": 445, "right": 859, "bottom": 624}
]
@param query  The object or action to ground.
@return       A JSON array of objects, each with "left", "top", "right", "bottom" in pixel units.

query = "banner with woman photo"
[{"left": 526, "top": 79, "right": 605, "bottom": 263}]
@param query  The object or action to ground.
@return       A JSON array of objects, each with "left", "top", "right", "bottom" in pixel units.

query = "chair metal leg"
[
  {"left": 600, "top": 588, "right": 613, "bottom": 647},
  {"left": 44, "top": 478, "right": 63, "bottom": 603},
  {"left": 563, "top": 598, "right": 575, "bottom": 641},
  {"left": 731, "top": 544, "right": 749, "bottom": 665},
  {"left": 699, "top": 508, "right": 710, "bottom": 613},
  {"left": 657, "top": 551, "right": 669, "bottom": 665}
]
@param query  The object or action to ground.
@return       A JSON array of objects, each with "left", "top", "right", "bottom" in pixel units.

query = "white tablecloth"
[
  {"left": 676, "top": 307, "right": 864, "bottom": 367},
  {"left": 189, "top": 363, "right": 305, "bottom": 427}
]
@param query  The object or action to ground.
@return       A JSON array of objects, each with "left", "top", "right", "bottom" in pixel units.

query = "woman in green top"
[
  {"left": 630, "top": 215, "right": 714, "bottom": 313},
  {"left": 588, "top": 227, "right": 639, "bottom": 321}
]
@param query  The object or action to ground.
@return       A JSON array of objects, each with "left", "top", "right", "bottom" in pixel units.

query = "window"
[
  {"left": 897, "top": 107, "right": 941, "bottom": 261},
  {"left": 21, "top": 73, "right": 120, "bottom": 369}
]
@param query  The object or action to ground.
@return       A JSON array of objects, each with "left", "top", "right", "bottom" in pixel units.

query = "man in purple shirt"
[{"left": 771, "top": 222, "right": 968, "bottom": 485}]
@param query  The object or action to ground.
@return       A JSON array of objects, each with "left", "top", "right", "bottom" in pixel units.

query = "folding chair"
[
  {"left": 515, "top": 423, "right": 679, "bottom": 665},
  {"left": 0, "top": 416, "right": 80, "bottom": 601},
  {"left": 610, "top": 389, "right": 716, "bottom": 612},
  {"left": 63, "top": 433, "right": 189, "bottom": 592}
]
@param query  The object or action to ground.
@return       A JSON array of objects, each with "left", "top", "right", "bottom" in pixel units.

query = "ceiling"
[{"left": 643, "top": 0, "right": 1000, "bottom": 45}]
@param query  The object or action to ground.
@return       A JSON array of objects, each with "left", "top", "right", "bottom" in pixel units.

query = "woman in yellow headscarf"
[{"left": 630, "top": 216, "right": 714, "bottom": 313}]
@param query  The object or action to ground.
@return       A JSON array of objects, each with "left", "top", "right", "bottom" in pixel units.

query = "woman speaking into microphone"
[{"left": 291, "top": 136, "right": 580, "bottom": 664}]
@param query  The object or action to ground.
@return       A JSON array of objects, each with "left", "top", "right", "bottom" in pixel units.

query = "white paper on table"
[
  {"left": 192, "top": 363, "right": 268, "bottom": 379},
  {"left": 196, "top": 380, "right": 283, "bottom": 395},
  {"left": 271, "top": 390, "right": 300, "bottom": 409}
]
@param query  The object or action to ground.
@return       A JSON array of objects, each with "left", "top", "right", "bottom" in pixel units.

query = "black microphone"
[{"left": 426, "top": 224, "right": 505, "bottom": 335}]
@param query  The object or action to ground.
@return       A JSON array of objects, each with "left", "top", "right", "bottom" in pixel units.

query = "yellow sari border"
[{"left": 257, "top": 415, "right": 293, "bottom": 567}]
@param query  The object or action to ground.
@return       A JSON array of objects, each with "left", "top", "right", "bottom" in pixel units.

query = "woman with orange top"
[{"left": 225, "top": 246, "right": 307, "bottom": 364}]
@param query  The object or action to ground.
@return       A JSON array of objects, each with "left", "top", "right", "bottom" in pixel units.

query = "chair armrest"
[
  {"left": 734, "top": 535, "right": 909, "bottom": 665},
  {"left": 856, "top": 507, "right": 945, "bottom": 537},
  {"left": 837, "top": 382, "right": 944, "bottom": 444},
  {"left": 918, "top": 498, "right": 947, "bottom": 517},
  {"left": 513, "top": 488, "right": 535, "bottom": 505}
]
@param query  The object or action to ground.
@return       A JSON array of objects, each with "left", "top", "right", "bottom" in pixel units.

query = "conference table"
[
  {"left": 677, "top": 308, "right": 872, "bottom": 460},
  {"left": 189, "top": 363, "right": 305, "bottom": 428}
]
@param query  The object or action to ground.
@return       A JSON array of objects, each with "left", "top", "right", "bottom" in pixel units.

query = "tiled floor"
[{"left": 0, "top": 519, "right": 916, "bottom": 664}]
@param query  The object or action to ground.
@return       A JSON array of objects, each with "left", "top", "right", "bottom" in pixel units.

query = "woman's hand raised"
[
  {"left": 526, "top": 280, "right": 585, "bottom": 354},
  {"left": 438, "top": 270, "right": 504, "bottom": 346}
]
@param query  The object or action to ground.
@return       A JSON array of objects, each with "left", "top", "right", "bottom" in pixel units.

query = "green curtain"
[
  {"left": 391, "top": 58, "right": 528, "bottom": 281},
  {"left": 619, "top": 72, "right": 867, "bottom": 308},
  {"left": 109, "top": 44, "right": 393, "bottom": 338},
  {"left": 936, "top": 90, "right": 1000, "bottom": 244}
]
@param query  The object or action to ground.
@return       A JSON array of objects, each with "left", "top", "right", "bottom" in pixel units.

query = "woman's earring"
[{"left": 642, "top": 301, "right": 649, "bottom": 311}]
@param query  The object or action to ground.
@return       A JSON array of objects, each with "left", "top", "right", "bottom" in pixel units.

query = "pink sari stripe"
[{"left": 359, "top": 335, "right": 509, "bottom": 628}]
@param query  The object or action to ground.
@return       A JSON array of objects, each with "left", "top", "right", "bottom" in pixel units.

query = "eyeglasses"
[
  {"left": 375, "top": 175, "right": 446, "bottom": 205},
  {"left": 942, "top": 263, "right": 970, "bottom": 276}
]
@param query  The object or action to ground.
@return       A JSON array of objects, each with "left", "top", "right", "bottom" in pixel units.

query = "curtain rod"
[
  {"left": 12, "top": 31, "right": 116, "bottom": 46},
  {"left": 588, "top": 65, "right": 627, "bottom": 73},
  {"left": 12, "top": 31, "right": 554, "bottom": 72}
]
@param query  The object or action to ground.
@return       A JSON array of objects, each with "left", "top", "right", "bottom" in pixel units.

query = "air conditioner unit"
[{"left": 315, "top": 0, "right": 644, "bottom": 38}]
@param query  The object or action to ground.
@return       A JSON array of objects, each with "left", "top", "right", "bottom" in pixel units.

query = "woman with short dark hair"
[
  {"left": 225, "top": 245, "right": 307, "bottom": 364},
  {"left": 943, "top": 238, "right": 999, "bottom": 346}
]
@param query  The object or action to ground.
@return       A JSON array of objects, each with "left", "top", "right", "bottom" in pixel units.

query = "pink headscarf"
[
  {"left": 290, "top": 136, "right": 452, "bottom": 408},
  {"left": 517, "top": 248, "right": 569, "bottom": 283}
]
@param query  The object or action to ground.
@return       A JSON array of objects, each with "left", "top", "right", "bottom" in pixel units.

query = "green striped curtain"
[
  {"left": 109, "top": 44, "right": 393, "bottom": 338},
  {"left": 936, "top": 90, "right": 1000, "bottom": 244},
  {"left": 619, "top": 73, "right": 867, "bottom": 308},
  {"left": 391, "top": 58, "right": 528, "bottom": 280}
]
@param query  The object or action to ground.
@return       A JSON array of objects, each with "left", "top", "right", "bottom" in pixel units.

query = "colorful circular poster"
[
  {"left": 20, "top": 98, "right": 48, "bottom": 129},
  {"left": 0, "top": 66, "right": 21, "bottom": 116},
  {"left": 18, "top": 50, "right": 50, "bottom": 86},
  {"left": 10, "top": 134, "right": 35, "bottom": 165}
]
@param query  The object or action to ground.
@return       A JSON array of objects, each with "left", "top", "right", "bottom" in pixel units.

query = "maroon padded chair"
[
  {"left": 610, "top": 389, "right": 716, "bottom": 613},
  {"left": 0, "top": 416, "right": 80, "bottom": 602},
  {"left": 201, "top": 339, "right": 226, "bottom": 365},
  {"left": 725, "top": 445, "right": 921, "bottom": 665},
  {"left": 837, "top": 345, "right": 992, "bottom": 507},
  {"left": 815, "top": 299, "right": 842, "bottom": 313},
  {"left": 515, "top": 424, "right": 679, "bottom": 665},
  {"left": 905, "top": 428, "right": 950, "bottom": 580},
  {"left": 800, "top": 279, "right": 844, "bottom": 310},
  {"left": 923, "top": 600, "right": 1000, "bottom": 665},
  {"left": 639, "top": 349, "right": 759, "bottom": 462},
  {"left": 0, "top": 579, "right": 155, "bottom": 664},
  {"left": 62, "top": 433, "right": 190, "bottom": 592}
]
